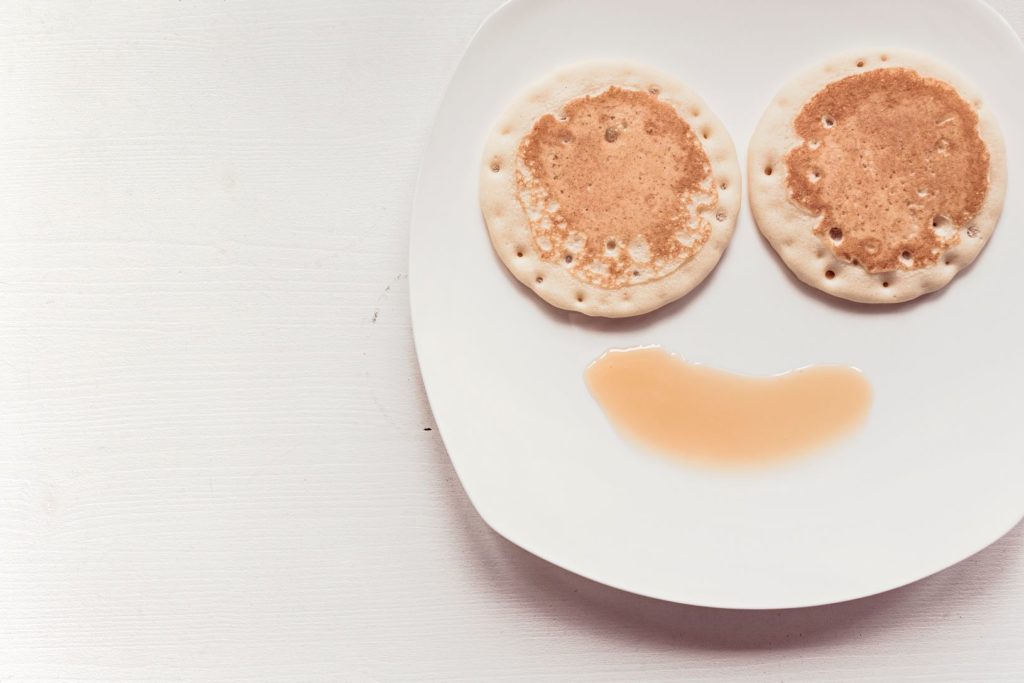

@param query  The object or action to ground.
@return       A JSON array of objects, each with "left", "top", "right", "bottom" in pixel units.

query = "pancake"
[
  {"left": 748, "top": 50, "right": 1007, "bottom": 304},
  {"left": 480, "top": 62, "right": 740, "bottom": 317}
]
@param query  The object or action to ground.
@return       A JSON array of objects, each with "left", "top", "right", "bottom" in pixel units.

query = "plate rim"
[{"left": 408, "top": 0, "right": 1024, "bottom": 609}]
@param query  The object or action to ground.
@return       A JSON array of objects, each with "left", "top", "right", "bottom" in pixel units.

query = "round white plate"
[{"left": 409, "top": 0, "right": 1024, "bottom": 608}]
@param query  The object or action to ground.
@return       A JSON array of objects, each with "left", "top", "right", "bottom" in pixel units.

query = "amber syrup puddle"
[{"left": 586, "top": 347, "right": 872, "bottom": 466}]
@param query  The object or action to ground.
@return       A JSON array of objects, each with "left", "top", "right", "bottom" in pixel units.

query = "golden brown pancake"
[
  {"left": 480, "top": 62, "right": 740, "bottom": 317},
  {"left": 517, "top": 87, "right": 714, "bottom": 289},
  {"left": 748, "top": 50, "right": 1006, "bottom": 303}
]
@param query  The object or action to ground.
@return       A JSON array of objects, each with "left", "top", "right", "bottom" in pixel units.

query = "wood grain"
[{"left": 0, "top": 0, "right": 1021, "bottom": 679}]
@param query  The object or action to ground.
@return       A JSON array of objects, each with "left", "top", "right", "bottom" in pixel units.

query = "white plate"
[{"left": 409, "top": 0, "right": 1024, "bottom": 608}]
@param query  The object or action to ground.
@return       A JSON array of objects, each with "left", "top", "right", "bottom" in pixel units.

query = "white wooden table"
[{"left": 0, "top": 1, "right": 1021, "bottom": 679}]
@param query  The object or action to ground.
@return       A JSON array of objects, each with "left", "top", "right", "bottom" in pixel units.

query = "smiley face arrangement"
[
  {"left": 479, "top": 62, "right": 741, "bottom": 318},
  {"left": 476, "top": 51, "right": 1007, "bottom": 464},
  {"left": 748, "top": 50, "right": 1007, "bottom": 304}
]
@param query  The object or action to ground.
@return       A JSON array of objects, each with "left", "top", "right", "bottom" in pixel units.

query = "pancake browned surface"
[
  {"left": 481, "top": 62, "right": 740, "bottom": 317},
  {"left": 748, "top": 50, "right": 1006, "bottom": 304}
]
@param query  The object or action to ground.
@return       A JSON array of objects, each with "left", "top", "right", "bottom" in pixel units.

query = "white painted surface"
[{"left": 0, "top": 0, "right": 1020, "bottom": 679}]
